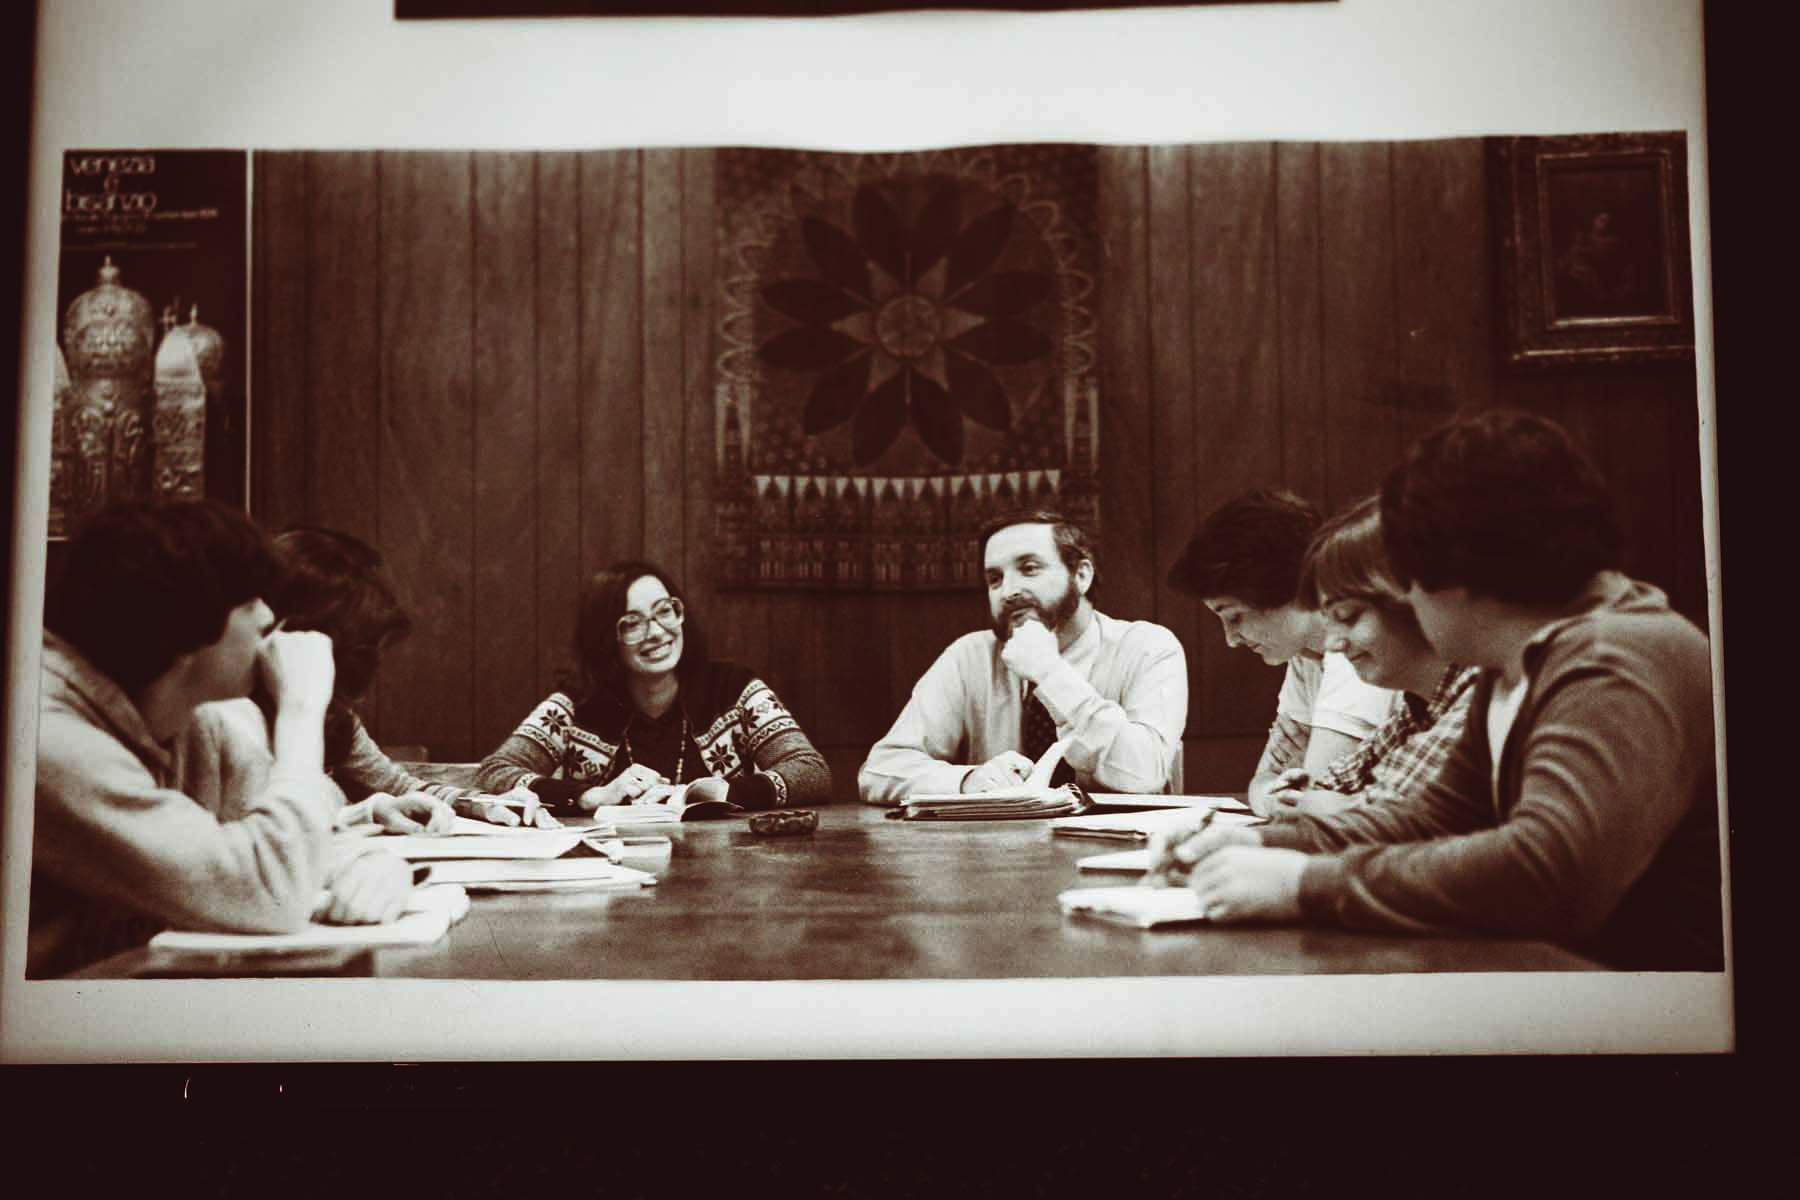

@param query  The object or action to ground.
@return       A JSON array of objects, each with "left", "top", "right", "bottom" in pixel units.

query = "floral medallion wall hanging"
[{"left": 714, "top": 145, "right": 1099, "bottom": 591}]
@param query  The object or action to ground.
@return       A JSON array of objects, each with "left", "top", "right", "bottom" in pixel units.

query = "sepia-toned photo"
[{"left": 3, "top": 0, "right": 1730, "bottom": 1061}]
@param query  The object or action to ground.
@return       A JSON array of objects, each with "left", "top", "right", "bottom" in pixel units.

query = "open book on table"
[
  {"left": 1058, "top": 885, "right": 1210, "bottom": 929},
  {"left": 594, "top": 782, "right": 742, "bottom": 825},
  {"left": 888, "top": 741, "right": 1085, "bottom": 821},
  {"left": 149, "top": 883, "right": 472, "bottom": 954}
]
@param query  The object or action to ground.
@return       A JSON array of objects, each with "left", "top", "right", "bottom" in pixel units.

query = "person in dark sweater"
[
  {"left": 477, "top": 562, "right": 830, "bottom": 815},
  {"left": 1147, "top": 410, "right": 1723, "bottom": 971}
]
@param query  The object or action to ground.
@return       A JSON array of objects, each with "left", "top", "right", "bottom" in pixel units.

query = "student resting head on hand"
[{"left": 30, "top": 500, "right": 411, "bottom": 978}]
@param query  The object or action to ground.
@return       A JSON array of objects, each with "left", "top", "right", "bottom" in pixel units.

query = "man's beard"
[{"left": 993, "top": 578, "right": 1081, "bottom": 643}]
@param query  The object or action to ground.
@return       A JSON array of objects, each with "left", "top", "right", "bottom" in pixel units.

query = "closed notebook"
[
  {"left": 1074, "top": 848, "right": 1155, "bottom": 874},
  {"left": 149, "top": 884, "right": 472, "bottom": 953},
  {"left": 1049, "top": 807, "right": 1263, "bottom": 842},
  {"left": 1058, "top": 885, "right": 1208, "bottom": 929},
  {"left": 1082, "top": 793, "right": 1253, "bottom": 813},
  {"left": 367, "top": 827, "right": 596, "bottom": 861},
  {"left": 423, "top": 857, "right": 657, "bottom": 892},
  {"left": 890, "top": 741, "right": 1083, "bottom": 820}
]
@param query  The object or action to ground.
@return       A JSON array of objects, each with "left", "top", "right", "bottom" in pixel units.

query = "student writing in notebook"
[
  {"left": 858, "top": 510, "right": 1187, "bottom": 805},
  {"left": 1146, "top": 412, "right": 1723, "bottom": 971},
  {"left": 1166, "top": 489, "right": 1397, "bottom": 816},
  {"left": 29, "top": 501, "right": 412, "bottom": 978},
  {"left": 1267, "top": 495, "right": 1479, "bottom": 817}
]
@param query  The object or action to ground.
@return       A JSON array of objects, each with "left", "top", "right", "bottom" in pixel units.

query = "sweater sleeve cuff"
[
  {"left": 1296, "top": 855, "right": 1349, "bottom": 924},
  {"left": 727, "top": 772, "right": 782, "bottom": 811},
  {"left": 526, "top": 775, "right": 589, "bottom": 812},
  {"left": 1255, "top": 816, "right": 1311, "bottom": 850}
]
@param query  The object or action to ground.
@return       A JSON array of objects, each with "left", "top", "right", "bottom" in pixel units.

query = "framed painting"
[{"left": 1490, "top": 132, "right": 1694, "bottom": 368}]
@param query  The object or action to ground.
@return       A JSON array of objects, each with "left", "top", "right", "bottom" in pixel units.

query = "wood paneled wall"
[{"left": 251, "top": 141, "right": 1707, "bottom": 787}]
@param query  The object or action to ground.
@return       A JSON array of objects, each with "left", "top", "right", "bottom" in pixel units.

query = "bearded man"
[{"left": 857, "top": 510, "right": 1188, "bottom": 804}]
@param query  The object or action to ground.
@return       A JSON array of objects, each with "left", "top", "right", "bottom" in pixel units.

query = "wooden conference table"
[{"left": 79, "top": 800, "right": 1599, "bottom": 979}]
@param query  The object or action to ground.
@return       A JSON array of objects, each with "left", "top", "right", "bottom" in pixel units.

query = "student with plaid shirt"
[{"left": 1264, "top": 496, "right": 1479, "bottom": 818}]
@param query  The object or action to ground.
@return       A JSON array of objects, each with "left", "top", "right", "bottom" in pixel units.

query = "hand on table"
[
  {"left": 962, "top": 751, "right": 1035, "bottom": 794},
  {"left": 998, "top": 617, "right": 1061, "bottom": 685},
  {"left": 1182, "top": 846, "right": 1309, "bottom": 923},
  {"left": 464, "top": 786, "right": 560, "bottom": 828},
  {"left": 368, "top": 791, "right": 456, "bottom": 834},
  {"left": 579, "top": 764, "right": 668, "bottom": 811},
  {"left": 314, "top": 851, "right": 412, "bottom": 925}
]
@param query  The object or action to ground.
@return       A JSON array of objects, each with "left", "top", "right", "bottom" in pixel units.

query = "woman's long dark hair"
[
  {"left": 267, "top": 527, "right": 414, "bottom": 767},
  {"left": 560, "top": 561, "right": 710, "bottom": 734}
]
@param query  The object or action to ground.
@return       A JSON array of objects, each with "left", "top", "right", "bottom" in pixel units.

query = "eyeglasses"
[{"left": 617, "top": 597, "right": 685, "bottom": 645}]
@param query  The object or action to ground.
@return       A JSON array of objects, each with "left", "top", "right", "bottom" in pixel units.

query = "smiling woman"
[
  {"left": 475, "top": 562, "right": 832, "bottom": 815},
  {"left": 1281, "top": 495, "right": 1480, "bottom": 816}
]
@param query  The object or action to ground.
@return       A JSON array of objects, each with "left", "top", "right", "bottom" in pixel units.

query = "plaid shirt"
[{"left": 1314, "top": 664, "right": 1480, "bottom": 807}]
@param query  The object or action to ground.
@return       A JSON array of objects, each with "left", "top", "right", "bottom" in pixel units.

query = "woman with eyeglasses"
[{"left": 475, "top": 562, "right": 830, "bottom": 816}]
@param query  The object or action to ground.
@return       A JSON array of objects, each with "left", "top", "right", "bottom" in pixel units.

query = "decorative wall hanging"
[
  {"left": 714, "top": 145, "right": 1100, "bottom": 591},
  {"left": 1490, "top": 132, "right": 1694, "bottom": 368},
  {"left": 52, "top": 149, "right": 249, "bottom": 537}
]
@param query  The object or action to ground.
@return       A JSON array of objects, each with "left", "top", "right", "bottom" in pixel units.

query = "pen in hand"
[{"left": 1142, "top": 807, "right": 1216, "bottom": 888}]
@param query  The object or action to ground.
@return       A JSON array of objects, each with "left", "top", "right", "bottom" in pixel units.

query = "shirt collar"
[{"left": 42, "top": 630, "right": 172, "bottom": 772}]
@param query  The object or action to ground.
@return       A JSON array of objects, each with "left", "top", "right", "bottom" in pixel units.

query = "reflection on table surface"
[{"left": 74, "top": 803, "right": 1599, "bottom": 979}]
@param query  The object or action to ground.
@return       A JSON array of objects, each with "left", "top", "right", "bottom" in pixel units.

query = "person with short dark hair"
[
  {"left": 1149, "top": 412, "right": 1723, "bottom": 971},
  {"left": 1279, "top": 495, "right": 1479, "bottom": 816},
  {"left": 30, "top": 500, "right": 411, "bottom": 978},
  {"left": 477, "top": 562, "right": 830, "bottom": 815},
  {"left": 1168, "top": 489, "right": 1396, "bottom": 815},
  {"left": 859, "top": 510, "right": 1187, "bottom": 804},
  {"left": 253, "top": 528, "right": 545, "bottom": 829}
]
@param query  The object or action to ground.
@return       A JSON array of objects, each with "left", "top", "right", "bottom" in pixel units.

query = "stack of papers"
[
  {"left": 892, "top": 785, "right": 1085, "bottom": 821},
  {"left": 891, "top": 740, "right": 1082, "bottom": 820},
  {"left": 422, "top": 858, "right": 656, "bottom": 893},
  {"left": 374, "top": 828, "right": 593, "bottom": 861},
  {"left": 1058, "top": 885, "right": 1208, "bottom": 929},
  {"left": 150, "top": 884, "right": 473, "bottom": 953}
]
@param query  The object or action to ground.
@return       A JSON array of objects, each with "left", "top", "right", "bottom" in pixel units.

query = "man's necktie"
[{"left": 1020, "top": 687, "right": 1076, "bottom": 787}]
